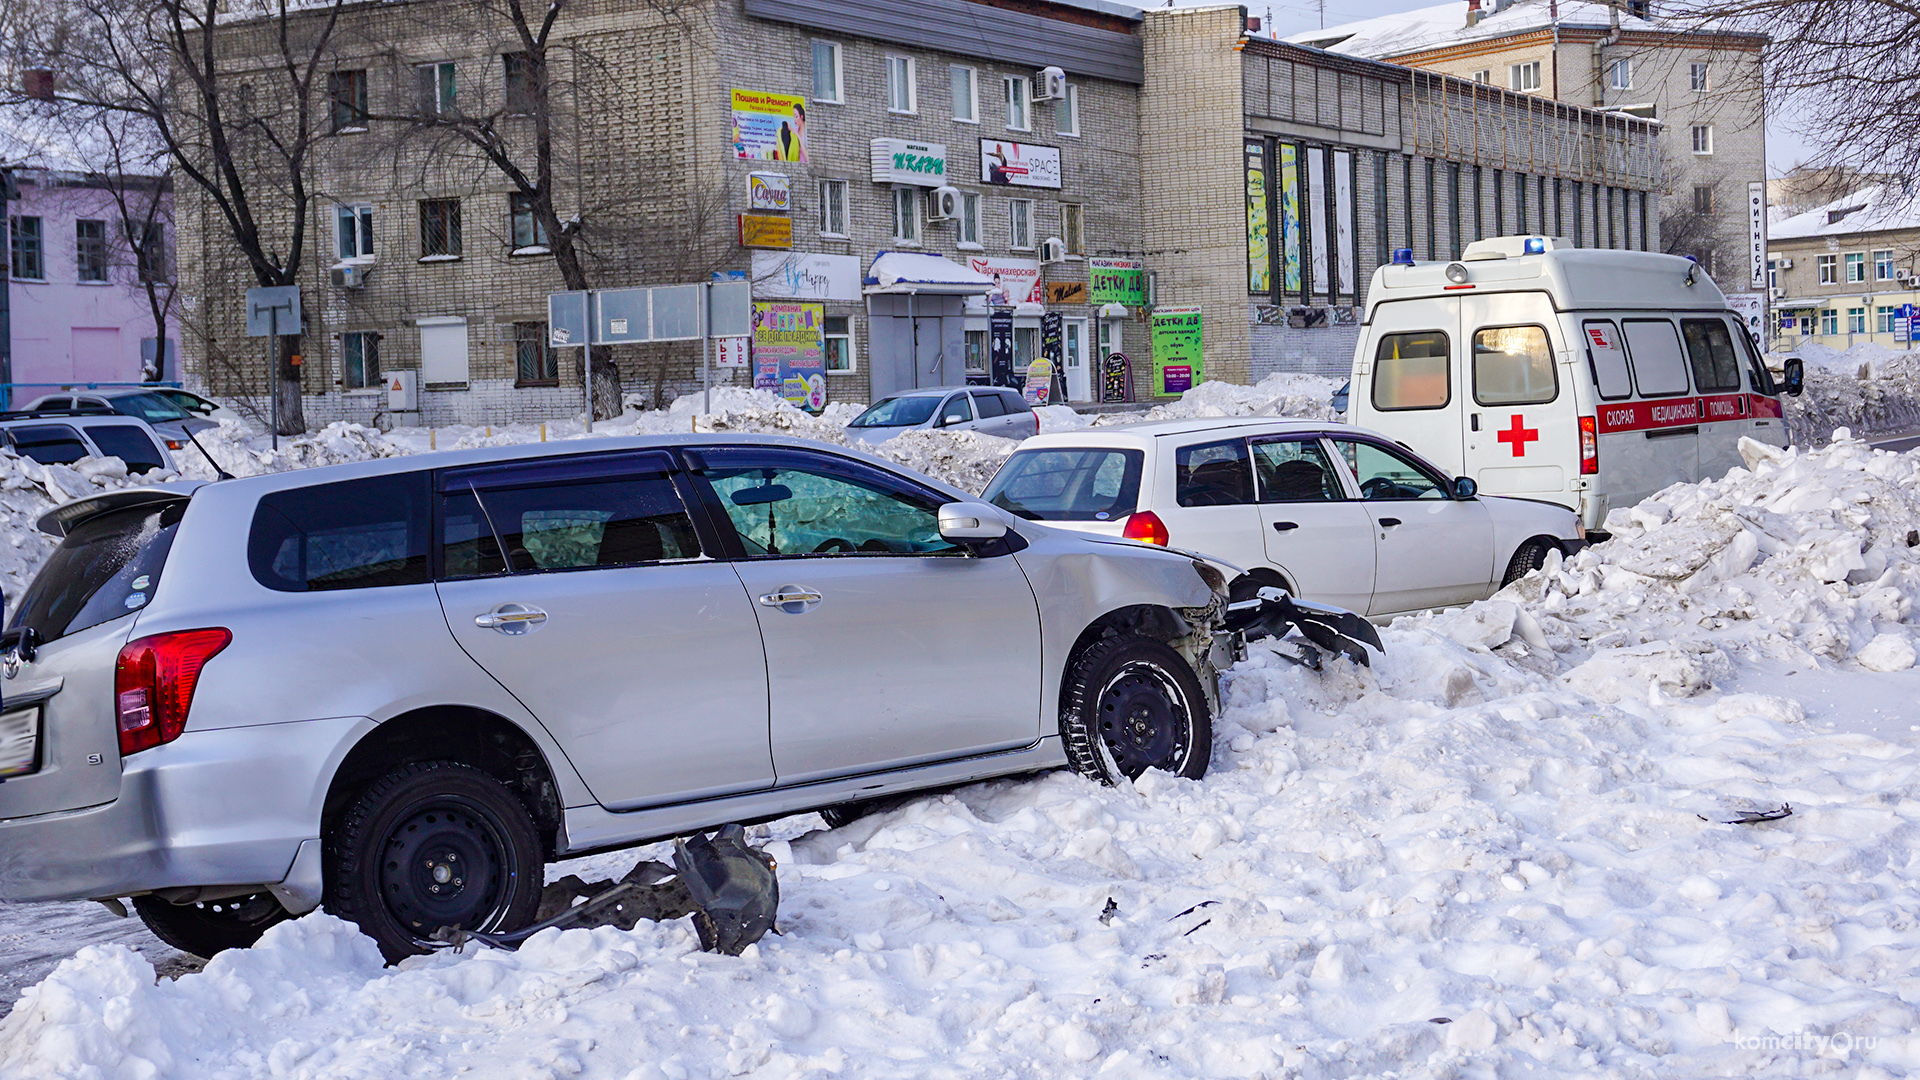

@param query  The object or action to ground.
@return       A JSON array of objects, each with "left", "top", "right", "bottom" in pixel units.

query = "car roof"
[
  {"left": 875, "top": 386, "right": 991, "bottom": 400},
  {"left": 0, "top": 413, "right": 164, "bottom": 432},
  {"left": 33, "top": 387, "right": 166, "bottom": 401},
  {"left": 1013, "top": 416, "right": 1391, "bottom": 449}
]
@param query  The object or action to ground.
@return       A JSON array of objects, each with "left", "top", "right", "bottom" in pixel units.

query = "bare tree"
[{"left": 4, "top": 0, "right": 356, "bottom": 435}]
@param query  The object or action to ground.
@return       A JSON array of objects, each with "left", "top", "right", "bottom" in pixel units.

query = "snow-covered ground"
[{"left": 3, "top": 370, "right": 1920, "bottom": 1078}]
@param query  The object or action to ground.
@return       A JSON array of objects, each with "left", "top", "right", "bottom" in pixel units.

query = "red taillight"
[
  {"left": 115, "top": 628, "right": 231, "bottom": 756},
  {"left": 1122, "top": 510, "right": 1170, "bottom": 546},
  {"left": 1578, "top": 415, "right": 1599, "bottom": 475}
]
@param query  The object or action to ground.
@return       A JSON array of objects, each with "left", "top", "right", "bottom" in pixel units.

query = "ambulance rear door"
[
  {"left": 1351, "top": 299, "right": 1462, "bottom": 477},
  {"left": 1458, "top": 291, "right": 1577, "bottom": 508}
]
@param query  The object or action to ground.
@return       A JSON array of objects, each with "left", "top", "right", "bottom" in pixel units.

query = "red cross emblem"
[{"left": 1496, "top": 414, "right": 1538, "bottom": 457}]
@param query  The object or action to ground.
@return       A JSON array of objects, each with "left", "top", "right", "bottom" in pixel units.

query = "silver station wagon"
[{"left": 0, "top": 434, "right": 1272, "bottom": 960}]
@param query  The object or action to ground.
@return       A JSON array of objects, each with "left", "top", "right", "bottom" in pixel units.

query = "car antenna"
[
  {"left": 468, "top": 481, "right": 516, "bottom": 573},
  {"left": 183, "top": 427, "right": 234, "bottom": 481}
]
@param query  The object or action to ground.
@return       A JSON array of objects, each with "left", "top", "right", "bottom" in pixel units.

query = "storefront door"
[{"left": 1064, "top": 318, "right": 1090, "bottom": 402}]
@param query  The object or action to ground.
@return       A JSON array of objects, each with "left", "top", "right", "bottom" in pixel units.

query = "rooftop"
[
  {"left": 1288, "top": 0, "right": 1671, "bottom": 58},
  {"left": 1770, "top": 183, "right": 1920, "bottom": 242}
]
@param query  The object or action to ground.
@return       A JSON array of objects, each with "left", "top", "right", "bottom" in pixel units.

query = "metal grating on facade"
[{"left": 742, "top": 0, "right": 1144, "bottom": 84}]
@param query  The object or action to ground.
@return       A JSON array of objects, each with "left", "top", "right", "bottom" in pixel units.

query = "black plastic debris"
[{"left": 1224, "top": 589, "right": 1383, "bottom": 668}]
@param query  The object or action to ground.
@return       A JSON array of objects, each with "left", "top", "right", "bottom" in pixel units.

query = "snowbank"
[
  {"left": 1096, "top": 372, "right": 1341, "bottom": 426},
  {"left": 1777, "top": 341, "right": 1920, "bottom": 446}
]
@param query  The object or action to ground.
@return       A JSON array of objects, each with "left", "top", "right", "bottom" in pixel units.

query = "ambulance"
[{"left": 1346, "top": 235, "right": 1804, "bottom": 536}]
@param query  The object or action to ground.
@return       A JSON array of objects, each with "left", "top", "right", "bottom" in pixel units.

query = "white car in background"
[
  {"left": 981, "top": 418, "right": 1587, "bottom": 619},
  {"left": 845, "top": 386, "right": 1038, "bottom": 444}
]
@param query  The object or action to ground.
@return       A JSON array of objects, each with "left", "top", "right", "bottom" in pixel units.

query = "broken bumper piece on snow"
[
  {"left": 1222, "top": 587, "right": 1384, "bottom": 669},
  {"left": 430, "top": 824, "right": 779, "bottom": 956}
]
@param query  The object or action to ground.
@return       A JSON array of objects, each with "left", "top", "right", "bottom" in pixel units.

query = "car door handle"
[
  {"left": 474, "top": 603, "right": 548, "bottom": 634},
  {"left": 1377, "top": 517, "right": 1402, "bottom": 527},
  {"left": 1646, "top": 425, "right": 1699, "bottom": 438},
  {"left": 758, "top": 586, "right": 823, "bottom": 613},
  {"left": 1272, "top": 520, "right": 1300, "bottom": 532}
]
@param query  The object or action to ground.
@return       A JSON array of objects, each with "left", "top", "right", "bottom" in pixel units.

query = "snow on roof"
[
  {"left": 1288, "top": 0, "right": 1660, "bottom": 58},
  {"left": 1769, "top": 183, "right": 1920, "bottom": 242},
  {"left": 864, "top": 251, "right": 997, "bottom": 295}
]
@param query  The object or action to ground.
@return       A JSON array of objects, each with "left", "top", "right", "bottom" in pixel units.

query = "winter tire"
[
  {"left": 1062, "top": 635, "right": 1212, "bottom": 785},
  {"left": 132, "top": 891, "right": 292, "bottom": 959},
  {"left": 1501, "top": 539, "right": 1555, "bottom": 586},
  {"left": 325, "top": 760, "right": 543, "bottom": 963}
]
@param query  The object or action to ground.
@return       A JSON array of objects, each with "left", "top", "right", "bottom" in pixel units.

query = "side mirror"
[
  {"left": 1452, "top": 476, "right": 1477, "bottom": 499},
  {"left": 1782, "top": 356, "right": 1805, "bottom": 397},
  {"left": 937, "top": 501, "right": 1008, "bottom": 541}
]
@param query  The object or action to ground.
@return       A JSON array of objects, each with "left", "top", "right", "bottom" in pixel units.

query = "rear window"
[
  {"left": 249, "top": 473, "right": 432, "bottom": 592},
  {"left": 972, "top": 391, "right": 1008, "bottom": 418},
  {"left": 6, "top": 424, "right": 89, "bottom": 466},
  {"left": 13, "top": 501, "right": 183, "bottom": 643},
  {"left": 1621, "top": 319, "right": 1691, "bottom": 397},
  {"left": 1681, "top": 319, "right": 1742, "bottom": 393},
  {"left": 984, "top": 448, "right": 1144, "bottom": 521},
  {"left": 105, "top": 392, "right": 192, "bottom": 424},
  {"left": 86, "top": 425, "right": 167, "bottom": 473},
  {"left": 1175, "top": 439, "right": 1254, "bottom": 507},
  {"left": 1472, "top": 325, "right": 1558, "bottom": 405},
  {"left": 1371, "top": 331, "right": 1450, "bottom": 410},
  {"left": 1000, "top": 391, "right": 1033, "bottom": 414}
]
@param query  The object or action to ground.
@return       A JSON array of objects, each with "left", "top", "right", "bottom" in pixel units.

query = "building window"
[
  {"left": 1767, "top": 259, "right": 1779, "bottom": 289},
  {"left": 958, "top": 191, "right": 980, "bottom": 245},
  {"left": 1817, "top": 254, "right": 1837, "bottom": 284},
  {"left": 335, "top": 203, "right": 374, "bottom": 260},
  {"left": 514, "top": 321, "right": 558, "bottom": 384},
  {"left": 1004, "top": 76, "right": 1030, "bottom": 131},
  {"left": 951, "top": 65, "right": 977, "bottom": 123},
  {"left": 1509, "top": 61, "right": 1541, "bottom": 93},
  {"left": 1848, "top": 307, "right": 1867, "bottom": 334},
  {"left": 1691, "top": 124, "right": 1713, "bottom": 154},
  {"left": 75, "top": 219, "right": 107, "bottom": 282},
  {"left": 134, "top": 220, "right": 167, "bottom": 283},
  {"left": 965, "top": 328, "right": 987, "bottom": 373},
  {"left": 1057, "top": 84, "right": 1079, "bottom": 137},
  {"left": 1819, "top": 308, "right": 1839, "bottom": 335},
  {"left": 819, "top": 178, "right": 847, "bottom": 236},
  {"left": 1878, "top": 305, "right": 1898, "bottom": 334},
  {"left": 419, "top": 198, "right": 462, "bottom": 258},
  {"left": 1008, "top": 198, "right": 1033, "bottom": 249},
  {"left": 1846, "top": 252, "right": 1866, "bottom": 283},
  {"left": 824, "top": 315, "right": 854, "bottom": 372},
  {"left": 891, "top": 186, "right": 919, "bottom": 243},
  {"left": 1061, "top": 203, "right": 1085, "bottom": 256},
  {"left": 342, "top": 331, "right": 381, "bottom": 390},
  {"left": 1692, "top": 185, "right": 1714, "bottom": 215},
  {"left": 9, "top": 215, "right": 42, "bottom": 279},
  {"left": 503, "top": 52, "right": 537, "bottom": 114},
  {"left": 886, "top": 55, "right": 916, "bottom": 114},
  {"left": 1608, "top": 58, "right": 1632, "bottom": 90},
  {"left": 415, "top": 61, "right": 455, "bottom": 115},
  {"left": 812, "top": 40, "right": 842, "bottom": 103},
  {"left": 509, "top": 193, "right": 547, "bottom": 249},
  {"left": 1874, "top": 249, "right": 1895, "bottom": 280},
  {"left": 1013, "top": 325, "right": 1038, "bottom": 370},
  {"left": 1473, "top": 69, "right": 1491, "bottom": 84},
  {"left": 1690, "top": 61, "right": 1710, "bottom": 92},
  {"left": 328, "top": 69, "right": 368, "bottom": 131}
]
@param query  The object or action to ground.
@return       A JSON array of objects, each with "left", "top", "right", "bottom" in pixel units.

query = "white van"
[{"left": 1347, "top": 236, "right": 1804, "bottom": 535}]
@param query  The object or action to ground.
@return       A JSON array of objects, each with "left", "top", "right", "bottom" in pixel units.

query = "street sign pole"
[
  {"left": 585, "top": 291, "right": 596, "bottom": 434},
  {"left": 268, "top": 305, "right": 279, "bottom": 450},
  {"left": 245, "top": 286, "right": 301, "bottom": 450},
  {"left": 702, "top": 283, "right": 712, "bottom": 416}
]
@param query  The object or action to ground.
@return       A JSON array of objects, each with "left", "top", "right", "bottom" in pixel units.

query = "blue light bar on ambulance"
[
  {"left": 1523, "top": 237, "right": 1546, "bottom": 255},
  {"left": 1391, "top": 248, "right": 1414, "bottom": 265}
]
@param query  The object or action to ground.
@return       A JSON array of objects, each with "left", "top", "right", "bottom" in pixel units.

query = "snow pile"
[
  {"left": 1778, "top": 341, "right": 1920, "bottom": 447},
  {"left": 0, "top": 453, "right": 180, "bottom": 603},
  {"left": 1097, "top": 373, "right": 1341, "bottom": 426}
]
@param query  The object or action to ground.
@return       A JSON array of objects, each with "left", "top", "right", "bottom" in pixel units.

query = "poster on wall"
[
  {"left": 1307, "top": 147, "right": 1328, "bottom": 301},
  {"left": 1246, "top": 140, "right": 1271, "bottom": 295},
  {"left": 1150, "top": 307, "right": 1203, "bottom": 396},
  {"left": 752, "top": 301, "right": 826, "bottom": 410},
  {"left": 751, "top": 251, "right": 862, "bottom": 301},
  {"left": 1725, "top": 293, "right": 1766, "bottom": 340},
  {"left": 731, "top": 89, "right": 807, "bottom": 162},
  {"left": 1333, "top": 149, "right": 1355, "bottom": 298},
  {"left": 1278, "top": 145, "right": 1301, "bottom": 294},
  {"left": 967, "top": 256, "right": 1043, "bottom": 306},
  {"left": 1089, "top": 258, "right": 1146, "bottom": 307},
  {"left": 980, "top": 140, "right": 1062, "bottom": 189},
  {"left": 989, "top": 309, "right": 1015, "bottom": 386}
]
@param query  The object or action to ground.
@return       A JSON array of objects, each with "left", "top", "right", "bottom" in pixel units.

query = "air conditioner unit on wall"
[
  {"left": 1039, "top": 237, "right": 1067, "bottom": 264},
  {"left": 928, "top": 185, "right": 960, "bottom": 222},
  {"left": 1897, "top": 267, "right": 1913, "bottom": 282},
  {"left": 1777, "top": 258, "right": 1793, "bottom": 270},
  {"left": 1035, "top": 66, "right": 1067, "bottom": 102},
  {"left": 330, "top": 263, "right": 366, "bottom": 289}
]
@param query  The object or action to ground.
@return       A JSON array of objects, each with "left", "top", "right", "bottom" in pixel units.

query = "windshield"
[
  {"left": 106, "top": 392, "right": 192, "bottom": 424},
  {"left": 984, "top": 448, "right": 1144, "bottom": 521},
  {"left": 849, "top": 396, "right": 940, "bottom": 428},
  {"left": 13, "top": 501, "right": 184, "bottom": 643}
]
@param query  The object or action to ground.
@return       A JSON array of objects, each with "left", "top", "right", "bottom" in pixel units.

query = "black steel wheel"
[
  {"left": 132, "top": 891, "right": 292, "bottom": 959},
  {"left": 1062, "top": 635, "right": 1212, "bottom": 785},
  {"left": 325, "top": 761, "right": 543, "bottom": 963}
]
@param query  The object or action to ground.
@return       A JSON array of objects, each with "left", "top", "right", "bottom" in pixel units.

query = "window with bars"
[
  {"left": 419, "top": 198, "right": 462, "bottom": 258},
  {"left": 1009, "top": 199, "right": 1033, "bottom": 250},
  {"left": 819, "top": 179, "right": 847, "bottom": 236},
  {"left": 328, "top": 69, "right": 368, "bottom": 131},
  {"left": 75, "top": 219, "right": 107, "bottom": 282},
  {"left": 891, "top": 186, "right": 919, "bottom": 243},
  {"left": 958, "top": 191, "right": 980, "bottom": 246},
  {"left": 514, "top": 321, "right": 558, "bottom": 384},
  {"left": 1061, "top": 203, "right": 1085, "bottom": 256}
]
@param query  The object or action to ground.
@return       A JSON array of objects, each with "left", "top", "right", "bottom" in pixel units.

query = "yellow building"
[{"left": 1768, "top": 185, "right": 1920, "bottom": 352}]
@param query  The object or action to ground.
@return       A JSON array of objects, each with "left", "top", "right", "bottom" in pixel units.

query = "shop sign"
[
  {"left": 715, "top": 336, "right": 750, "bottom": 368},
  {"left": 751, "top": 251, "right": 861, "bottom": 301},
  {"left": 1088, "top": 257, "right": 1145, "bottom": 306},
  {"left": 1024, "top": 356, "right": 1054, "bottom": 406},
  {"left": 747, "top": 172, "right": 791, "bottom": 211},
  {"left": 739, "top": 213, "right": 793, "bottom": 249},
  {"left": 752, "top": 301, "right": 827, "bottom": 410},
  {"left": 1101, "top": 351, "right": 1133, "bottom": 403},
  {"left": 731, "top": 89, "right": 808, "bottom": 162},
  {"left": 967, "top": 256, "right": 1042, "bottom": 306},
  {"left": 871, "top": 139, "right": 949, "bottom": 187},
  {"left": 1150, "top": 306, "right": 1203, "bottom": 396},
  {"left": 1045, "top": 281, "right": 1088, "bottom": 305},
  {"left": 981, "top": 140, "right": 1062, "bottom": 189},
  {"left": 989, "top": 309, "right": 1014, "bottom": 386}
]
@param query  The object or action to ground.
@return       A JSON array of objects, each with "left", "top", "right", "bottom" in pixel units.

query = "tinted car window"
[
  {"left": 1472, "top": 325, "right": 1558, "bottom": 405},
  {"left": 1175, "top": 438, "right": 1254, "bottom": 507},
  {"left": 1000, "top": 391, "right": 1033, "bottom": 415},
  {"left": 1371, "top": 331, "right": 1450, "bottom": 410},
  {"left": 86, "top": 425, "right": 167, "bottom": 473},
  {"left": 972, "top": 391, "right": 1008, "bottom": 418},
  {"left": 1736, "top": 323, "right": 1775, "bottom": 395},
  {"left": 105, "top": 392, "right": 193, "bottom": 424},
  {"left": 7, "top": 424, "right": 89, "bottom": 466},
  {"left": 441, "top": 475, "right": 700, "bottom": 578},
  {"left": 698, "top": 449, "right": 962, "bottom": 557},
  {"left": 249, "top": 473, "right": 432, "bottom": 591},
  {"left": 1621, "top": 319, "right": 1690, "bottom": 397},
  {"left": 939, "top": 394, "right": 973, "bottom": 425},
  {"left": 1681, "top": 319, "right": 1742, "bottom": 393},
  {"left": 1251, "top": 439, "right": 1342, "bottom": 502},
  {"left": 1582, "top": 320, "right": 1633, "bottom": 400},
  {"left": 1334, "top": 439, "right": 1449, "bottom": 500},
  {"left": 984, "top": 448, "right": 1144, "bottom": 521},
  {"left": 13, "top": 501, "right": 183, "bottom": 642},
  {"left": 849, "top": 395, "right": 940, "bottom": 428}
]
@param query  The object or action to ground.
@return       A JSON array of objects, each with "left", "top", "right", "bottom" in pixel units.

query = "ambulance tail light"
[{"left": 1579, "top": 415, "right": 1599, "bottom": 475}]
